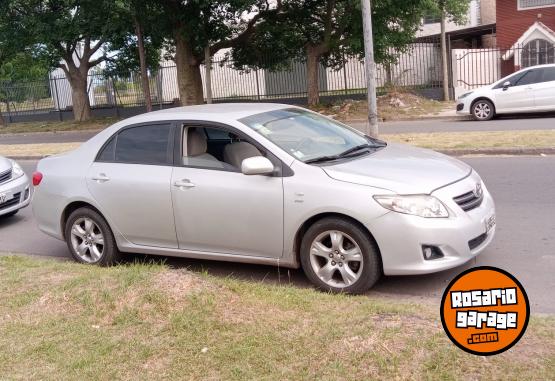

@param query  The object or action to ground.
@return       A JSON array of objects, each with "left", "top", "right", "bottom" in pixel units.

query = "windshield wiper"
[
  {"left": 304, "top": 144, "right": 376, "bottom": 164},
  {"left": 337, "top": 144, "right": 374, "bottom": 158}
]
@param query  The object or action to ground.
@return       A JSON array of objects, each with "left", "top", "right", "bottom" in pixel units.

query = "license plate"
[{"left": 485, "top": 215, "right": 496, "bottom": 233}]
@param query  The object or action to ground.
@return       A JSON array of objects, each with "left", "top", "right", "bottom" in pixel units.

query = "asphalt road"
[
  {"left": 1, "top": 157, "right": 554, "bottom": 313},
  {"left": 0, "top": 114, "right": 554, "bottom": 145}
]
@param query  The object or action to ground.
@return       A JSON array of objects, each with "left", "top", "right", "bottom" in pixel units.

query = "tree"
[
  {"left": 425, "top": 0, "right": 469, "bottom": 100},
  {"left": 159, "top": 0, "right": 285, "bottom": 105},
  {"left": 2, "top": 0, "right": 124, "bottom": 121},
  {"left": 108, "top": 0, "right": 165, "bottom": 112},
  {"left": 230, "top": 0, "right": 428, "bottom": 106}
]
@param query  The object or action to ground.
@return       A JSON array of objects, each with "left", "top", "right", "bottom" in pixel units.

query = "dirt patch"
[
  {"left": 152, "top": 269, "right": 207, "bottom": 302},
  {"left": 313, "top": 91, "right": 450, "bottom": 122}
]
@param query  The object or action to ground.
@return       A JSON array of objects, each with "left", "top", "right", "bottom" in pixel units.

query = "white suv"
[{"left": 457, "top": 64, "right": 555, "bottom": 121}]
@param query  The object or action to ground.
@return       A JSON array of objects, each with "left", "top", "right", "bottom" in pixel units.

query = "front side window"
[
  {"left": 521, "top": 39, "right": 555, "bottom": 68},
  {"left": 110, "top": 124, "right": 173, "bottom": 165},
  {"left": 515, "top": 69, "right": 542, "bottom": 86},
  {"left": 240, "top": 109, "right": 385, "bottom": 163}
]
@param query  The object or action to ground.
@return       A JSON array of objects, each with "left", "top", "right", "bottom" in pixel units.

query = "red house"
[{"left": 497, "top": 0, "right": 555, "bottom": 75}]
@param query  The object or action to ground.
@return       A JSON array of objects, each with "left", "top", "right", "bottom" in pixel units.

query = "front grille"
[
  {"left": 469, "top": 233, "right": 488, "bottom": 250},
  {"left": 0, "top": 169, "right": 12, "bottom": 184},
  {"left": 453, "top": 190, "right": 483, "bottom": 212},
  {"left": 0, "top": 192, "right": 21, "bottom": 211}
]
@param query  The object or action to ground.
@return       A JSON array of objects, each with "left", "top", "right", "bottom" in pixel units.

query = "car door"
[
  {"left": 87, "top": 122, "right": 178, "bottom": 248},
  {"left": 170, "top": 123, "right": 284, "bottom": 258},
  {"left": 532, "top": 67, "right": 555, "bottom": 111},
  {"left": 493, "top": 69, "right": 539, "bottom": 113}
]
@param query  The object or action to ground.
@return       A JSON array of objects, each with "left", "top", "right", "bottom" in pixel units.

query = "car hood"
[
  {"left": 0, "top": 156, "right": 11, "bottom": 174},
  {"left": 322, "top": 143, "right": 471, "bottom": 194}
]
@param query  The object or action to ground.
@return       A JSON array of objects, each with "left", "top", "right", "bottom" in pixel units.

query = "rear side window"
[
  {"left": 541, "top": 67, "right": 555, "bottom": 82},
  {"left": 97, "top": 124, "right": 173, "bottom": 165}
]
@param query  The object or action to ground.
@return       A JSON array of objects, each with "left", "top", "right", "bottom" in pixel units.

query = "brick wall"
[{"left": 496, "top": 0, "right": 555, "bottom": 47}]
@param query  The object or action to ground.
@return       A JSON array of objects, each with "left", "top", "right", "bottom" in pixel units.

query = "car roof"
[{"left": 118, "top": 103, "right": 295, "bottom": 126}]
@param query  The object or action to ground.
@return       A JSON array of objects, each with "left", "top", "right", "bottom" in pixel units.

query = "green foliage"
[
  {"left": 230, "top": 0, "right": 431, "bottom": 71},
  {"left": 424, "top": 0, "right": 471, "bottom": 24},
  {"left": 0, "top": 53, "right": 51, "bottom": 103}
]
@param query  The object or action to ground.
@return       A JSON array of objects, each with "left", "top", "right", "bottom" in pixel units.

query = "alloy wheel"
[
  {"left": 474, "top": 102, "right": 491, "bottom": 120},
  {"left": 70, "top": 217, "right": 105, "bottom": 263},
  {"left": 309, "top": 230, "right": 364, "bottom": 288}
]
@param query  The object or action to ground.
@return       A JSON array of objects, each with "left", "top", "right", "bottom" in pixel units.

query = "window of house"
[
  {"left": 518, "top": 0, "right": 555, "bottom": 9},
  {"left": 521, "top": 39, "right": 555, "bottom": 68}
]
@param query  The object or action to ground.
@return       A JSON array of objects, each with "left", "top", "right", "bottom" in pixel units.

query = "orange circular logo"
[{"left": 440, "top": 267, "right": 529, "bottom": 356}]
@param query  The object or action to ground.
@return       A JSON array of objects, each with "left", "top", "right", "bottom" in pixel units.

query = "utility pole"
[
  {"left": 361, "top": 0, "right": 379, "bottom": 138},
  {"left": 205, "top": 46, "right": 213, "bottom": 104},
  {"left": 440, "top": 7, "right": 450, "bottom": 101}
]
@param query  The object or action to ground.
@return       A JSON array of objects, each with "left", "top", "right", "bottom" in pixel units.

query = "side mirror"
[
  {"left": 241, "top": 156, "right": 274, "bottom": 175},
  {"left": 503, "top": 81, "right": 511, "bottom": 90}
]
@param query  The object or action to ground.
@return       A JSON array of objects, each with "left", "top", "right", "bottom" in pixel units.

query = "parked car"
[
  {"left": 457, "top": 64, "right": 555, "bottom": 121},
  {"left": 32, "top": 104, "right": 496, "bottom": 293},
  {"left": 0, "top": 157, "right": 32, "bottom": 217}
]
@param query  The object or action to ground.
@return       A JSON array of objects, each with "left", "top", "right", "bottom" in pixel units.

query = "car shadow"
[
  {"left": 0, "top": 213, "right": 24, "bottom": 228},
  {"left": 456, "top": 111, "right": 555, "bottom": 122},
  {"left": 124, "top": 252, "right": 477, "bottom": 299}
]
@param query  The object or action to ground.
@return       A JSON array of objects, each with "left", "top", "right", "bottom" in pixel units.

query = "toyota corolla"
[{"left": 32, "top": 104, "right": 496, "bottom": 293}]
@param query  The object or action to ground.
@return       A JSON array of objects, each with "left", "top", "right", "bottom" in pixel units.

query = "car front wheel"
[
  {"left": 472, "top": 99, "right": 495, "bottom": 121},
  {"left": 300, "top": 217, "right": 381, "bottom": 294},
  {"left": 64, "top": 207, "right": 121, "bottom": 266}
]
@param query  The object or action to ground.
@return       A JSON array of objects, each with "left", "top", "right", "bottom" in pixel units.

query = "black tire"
[
  {"left": 2, "top": 210, "right": 18, "bottom": 218},
  {"left": 471, "top": 99, "right": 495, "bottom": 121},
  {"left": 64, "top": 207, "right": 121, "bottom": 266},
  {"left": 300, "top": 217, "right": 381, "bottom": 294}
]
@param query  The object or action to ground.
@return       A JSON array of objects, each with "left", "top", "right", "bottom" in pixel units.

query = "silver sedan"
[
  {"left": 0, "top": 156, "right": 32, "bottom": 218},
  {"left": 32, "top": 104, "right": 496, "bottom": 293}
]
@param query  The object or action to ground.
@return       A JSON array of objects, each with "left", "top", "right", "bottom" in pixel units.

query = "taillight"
[{"left": 32, "top": 172, "right": 43, "bottom": 186}]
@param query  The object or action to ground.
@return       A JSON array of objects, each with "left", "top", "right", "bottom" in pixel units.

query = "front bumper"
[
  {"left": 0, "top": 174, "right": 32, "bottom": 216},
  {"left": 456, "top": 100, "right": 471, "bottom": 115},
  {"left": 369, "top": 172, "right": 495, "bottom": 275}
]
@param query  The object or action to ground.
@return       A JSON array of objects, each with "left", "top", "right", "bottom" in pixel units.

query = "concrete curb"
[
  {"left": 345, "top": 115, "right": 469, "bottom": 124},
  {"left": 8, "top": 147, "right": 555, "bottom": 161}
]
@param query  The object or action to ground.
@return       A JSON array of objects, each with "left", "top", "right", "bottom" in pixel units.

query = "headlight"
[
  {"left": 9, "top": 159, "right": 24, "bottom": 180},
  {"left": 373, "top": 195, "right": 449, "bottom": 218},
  {"left": 458, "top": 92, "right": 473, "bottom": 100}
]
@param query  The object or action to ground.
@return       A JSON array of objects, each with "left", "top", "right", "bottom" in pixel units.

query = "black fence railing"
[
  {"left": 0, "top": 41, "right": 448, "bottom": 123},
  {"left": 453, "top": 42, "right": 555, "bottom": 94}
]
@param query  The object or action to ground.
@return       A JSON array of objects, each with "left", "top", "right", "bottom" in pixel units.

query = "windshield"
[{"left": 239, "top": 108, "right": 385, "bottom": 163}]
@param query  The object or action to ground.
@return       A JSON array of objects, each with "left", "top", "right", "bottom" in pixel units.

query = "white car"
[
  {"left": 0, "top": 157, "right": 32, "bottom": 217},
  {"left": 32, "top": 104, "right": 495, "bottom": 293},
  {"left": 457, "top": 64, "right": 555, "bottom": 121}
]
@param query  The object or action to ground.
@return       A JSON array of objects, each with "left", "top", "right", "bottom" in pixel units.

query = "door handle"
[
  {"left": 91, "top": 173, "right": 110, "bottom": 183},
  {"left": 174, "top": 179, "right": 196, "bottom": 189}
]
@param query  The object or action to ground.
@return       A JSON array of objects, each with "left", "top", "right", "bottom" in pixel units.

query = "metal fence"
[
  {"left": 453, "top": 41, "right": 555, "bottom": 97},
  {"left": 0, "top": 41, "right": 448, "bottom": 122}
]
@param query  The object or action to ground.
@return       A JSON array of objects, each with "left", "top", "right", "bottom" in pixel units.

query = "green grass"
[
  {"left": 0, "top": 255, "right": 553, "bottom": 380},
  {"left": 0, "top": 117, "right": 118, "bottom": 135}
]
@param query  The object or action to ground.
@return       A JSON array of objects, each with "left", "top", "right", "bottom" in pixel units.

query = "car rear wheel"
[
  {"left": 64, "top": 207, "right": 121, "bottom": 266},
  {"left": 300, "top": 217, "right": 381, "bottom": 294},
  {"left": 472, "top": 99, "right": 494, "bottom": 121}
]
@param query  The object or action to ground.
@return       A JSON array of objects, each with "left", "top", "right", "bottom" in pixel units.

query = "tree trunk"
[
  {"left": 306, "top": 45, "right": 322, "bottom": 107},
  {"left": 0, "top": 111, "right": 6, "bottom": 127},
  {"left": 67, "top": 70, "right": 91, "bottom": 122},
  {"left": 135, "top": 19, "right": 152, "bottom": 112},
  {"left": 440, "top": 10, "right": 450, "bottom": 101},
  {"left": 174, "top": 32, "right": 204, "bottom": 105}
]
